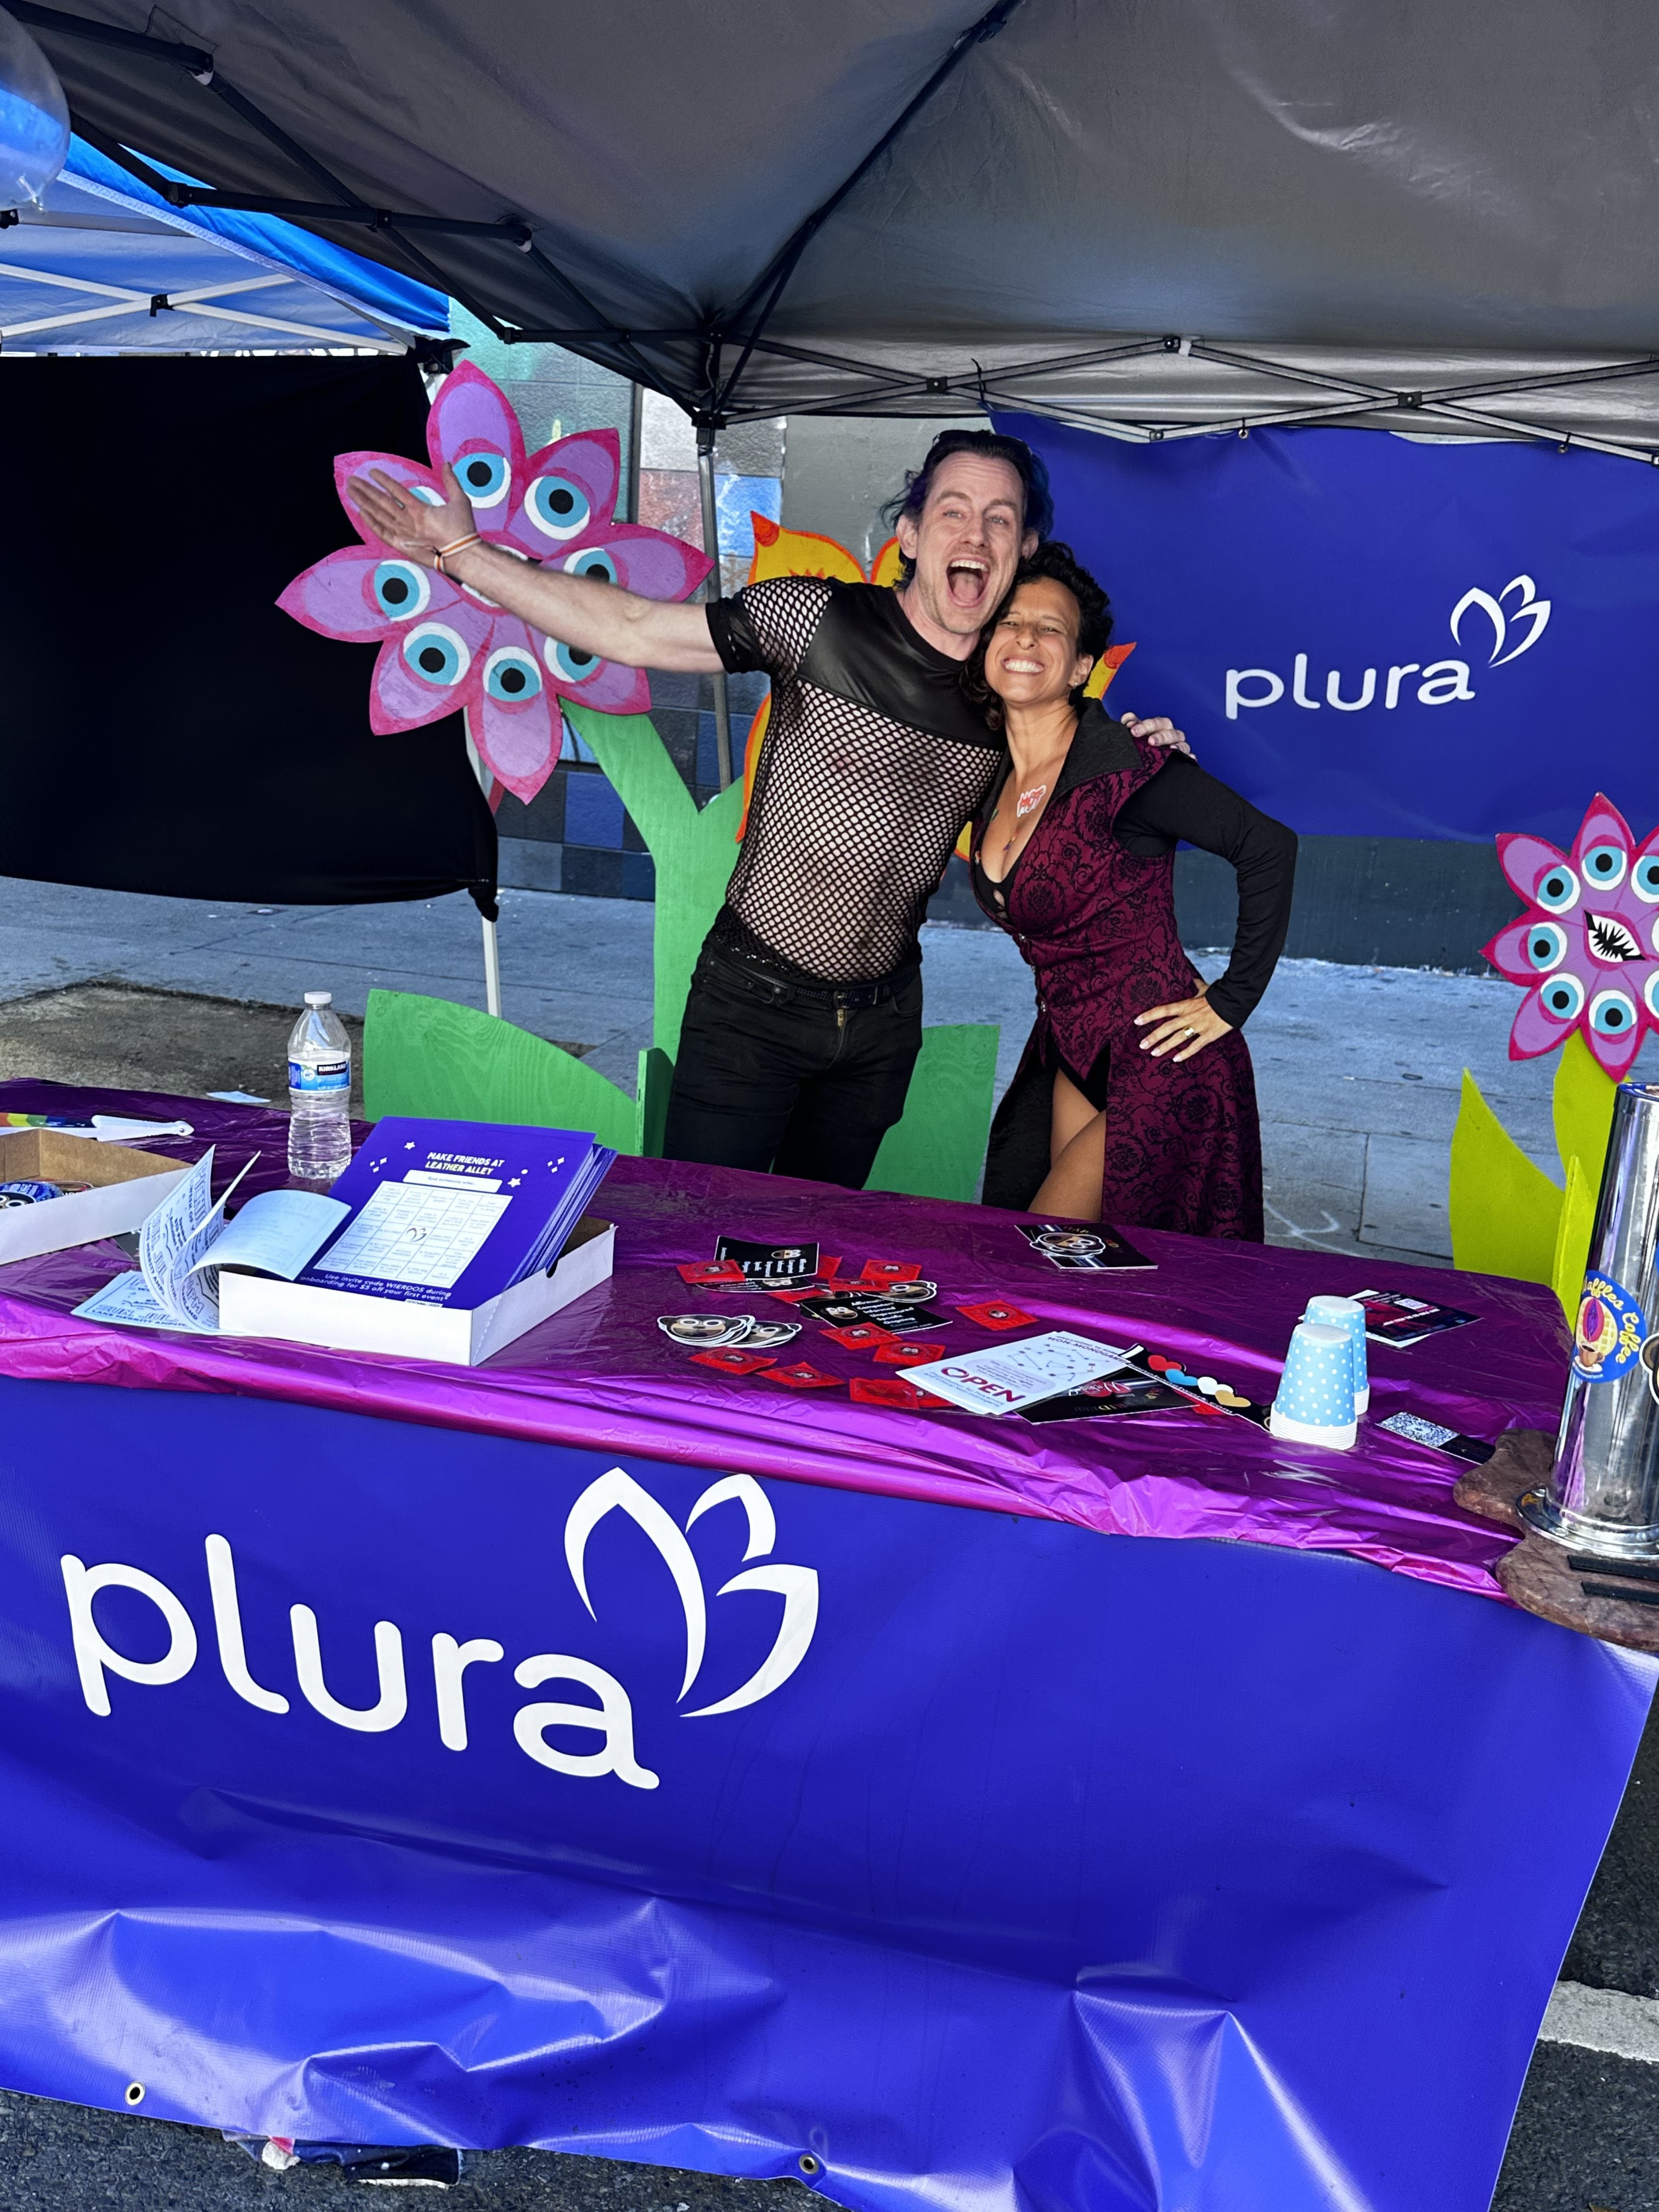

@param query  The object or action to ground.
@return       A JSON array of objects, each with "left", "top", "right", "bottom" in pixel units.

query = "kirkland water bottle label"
[
  {"left": 1573, "top": 1271, "right": 1647, "bottom": 1383},
  {"left": 288, "top": 1059, "right": 350, "bottom": 1094}
]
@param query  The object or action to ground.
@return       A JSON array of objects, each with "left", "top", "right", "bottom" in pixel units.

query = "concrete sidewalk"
[{"left": 0, "top": 874, "right": 1650, "bottom": 1265}]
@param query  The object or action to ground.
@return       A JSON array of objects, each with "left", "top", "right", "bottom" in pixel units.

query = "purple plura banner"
[
  {"left": 998, "top": 414, "right": 1659, "bottom": 848},
  {"left": 0, "top": 1369, "right": 1647, "bottom": 2212}
]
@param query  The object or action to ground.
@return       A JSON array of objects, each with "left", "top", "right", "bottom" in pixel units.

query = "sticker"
[
  {"left": 1021, "top": 1379, "right": 1189, "bottom": 1424},
  {"left": 1017, "top": 1222, "right": 1156, "bottom": 1272},
  {"left": 766, "top": 1361, "right": 843, "bottom": 1391},
  {"left": 715, "top": 1236, "right": 820, "bottom": 1282},
  {"left": 872, "top": 1278, "right": 938, "bottom": 1305},
  {"left": 849, "top": 1375, "right": 950, "bottom": 1411},
  {"left": 742, "top": 1321, "right": 802, "bottom": 1351},
  {"left": 799, "top": 1290, "right": 949, "bottom": 1331},
  {"left": 1574, "top": 1271, "right": 1649, "bottom": 1383},
  {"left": 797, "top": 1295, "right": 868, "bottom": 1328},
  {"left": 690, "top": 1348, "right": 777, "bottom": 1374},
  {"left": 1139, "top": 1349, "right": 1269, "bottom": 1426},
  {"left": 658, "top": 1313, "right": 754, "bottom": 1348},
  {"left": 873, "top": 1338, "right": 947, "bottom": 1366},
  {"left": 956, "top": 1300, "right": 1036, "bottom": 1331},
  {"left": 1378, "top": 1409, "right": 1497, "bottom": 1463},
  {"left": 822, "top": 1322, "right": 895, "bottom": 1350},
  {"left": 677, "top": 1260, "right": 747, "bottom": 1286},
  {"left": 860, "top": 1260, "right": 922, "bottom": 1285},
  {"left": 1351, "top": 1289, "right": 1479, "bottom": 1347}
]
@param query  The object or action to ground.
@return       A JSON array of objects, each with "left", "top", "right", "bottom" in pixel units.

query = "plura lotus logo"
[
  {"left": 1449, "top": 575, "right": 1551, "bottom": 668},
  {"left": 1226, "top": 577, "right": 1552, "bottom": 719},
  {"left": 61, "top": 1469, "right": 819, "bottom": 1792}
]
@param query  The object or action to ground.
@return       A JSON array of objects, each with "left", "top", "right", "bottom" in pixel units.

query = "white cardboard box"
[
  {"left": 216, "top": 1216, "right": 614, "bottom": 1365},
  {"left": 0, "top": 1128, "right": 189, "bottom": 1264}
]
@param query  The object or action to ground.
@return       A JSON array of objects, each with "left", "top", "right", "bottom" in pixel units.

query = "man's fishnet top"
[{"left": 709, "top": 576, "right": 1001, "bottom": 985}]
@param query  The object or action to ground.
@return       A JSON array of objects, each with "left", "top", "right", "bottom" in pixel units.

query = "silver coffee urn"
[{"left": 1522, "top": 1079, "right": 1659, "bottom": 1558}]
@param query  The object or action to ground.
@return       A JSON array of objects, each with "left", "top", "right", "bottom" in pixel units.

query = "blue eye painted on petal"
[
  {"left": 410, "top": 484, "right": 444, "bottom": 507},
  {"left": 1523, "top": 921, "right": 1566, "bottom": 971},
  {"left": 1582, "top": 842, "right": 1627, "bottom": 889},
  {"left": 544, "top": 636, "right": 602, "bottom": 685},
  {"left": 1534, "top": 863, "right": 1579, "bottom": 913},
  {"left": 1539, "top": 972, "right": 1584, "bottom": 1023},
  {"left": 372, "top": 559, "right": 430, "bottom": 621},
  {"left": 456, "top": 451, "right": 510, "bottom": 507},
  {"left": 1633, "top": 854, "right": 1659, "bottom": 904},
  {"left": 563, "top": 546, "right": 617, "bottom": 583},
  {"left": 1646, "top": 970, "right": 1659, "bottom": 1021},
  {"left": 1589, "top": 987, "right": 1638, "bottom": 1037},
  {"left": 402, "top": 621, "right": 471, "bottom": 687},
  {"left": 526, "top": 475, "right": 592, "bottom": 541},
  {"left": 483, "top": 645, "right": 543, "bottom": 704}
]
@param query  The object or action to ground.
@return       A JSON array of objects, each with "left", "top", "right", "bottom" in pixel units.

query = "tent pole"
[
  {"left": 481, "top": 912, "right": 503, "bottom": 1019},
  {"left": 625, "top": 383, "right": 644, "bottom": 522},
  {"left": 696, "top": 426, "right": 733, "bottom": 788}
]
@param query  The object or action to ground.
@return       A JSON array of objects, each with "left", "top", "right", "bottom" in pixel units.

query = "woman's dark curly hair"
[{"left": 964, "top": 540, "right": 1114, "bottom": 731}]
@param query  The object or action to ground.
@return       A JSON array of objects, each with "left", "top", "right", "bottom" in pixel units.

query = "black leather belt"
[{"left": 699, "top": 944, "right": 917, "bottom": 1012}]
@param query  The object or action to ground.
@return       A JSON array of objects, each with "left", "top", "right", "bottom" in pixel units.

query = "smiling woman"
[{"left": 969, "top": 543, "right": 1299, "bottom": 1234}]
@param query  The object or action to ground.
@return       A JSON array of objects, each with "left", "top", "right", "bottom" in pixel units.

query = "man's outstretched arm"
[{"left": 348, "top": 463, "right": 726, "bottom": 674}]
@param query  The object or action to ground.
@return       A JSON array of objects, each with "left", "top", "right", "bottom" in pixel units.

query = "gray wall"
[{"left": 780, "top": 415, "right": 968, "bottom": 568}]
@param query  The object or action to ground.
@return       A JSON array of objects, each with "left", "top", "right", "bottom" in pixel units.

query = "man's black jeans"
[{"left": 663, "top": 947, "right": 923, "bottom": 1188}]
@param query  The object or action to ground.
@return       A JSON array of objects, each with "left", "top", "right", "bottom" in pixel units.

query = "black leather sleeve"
[
  {"left": 1115, "top": 756, "right": 1297, "bottom": 1028},
  {"left": 706, "top": 594, "right": 764, "bottom": 675}
]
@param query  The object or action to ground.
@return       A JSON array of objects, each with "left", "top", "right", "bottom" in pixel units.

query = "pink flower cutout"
[
  {"left": 1482, "top": 792, "right": 1659, "bottom": 1079},
  {"left": 277, "top": 362, "right": 712, "bottom": 803}
]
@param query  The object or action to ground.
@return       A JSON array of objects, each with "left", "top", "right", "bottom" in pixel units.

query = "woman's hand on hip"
[{"left": 1135, "top": 989, "right": 1233, "bottom": 1062}]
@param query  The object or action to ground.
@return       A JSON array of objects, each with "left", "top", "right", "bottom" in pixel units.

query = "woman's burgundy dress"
[{"left": 972, "top": 712, "right": 1266, "bottom": 1240}]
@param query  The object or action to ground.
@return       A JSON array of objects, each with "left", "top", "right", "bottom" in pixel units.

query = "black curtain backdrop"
[{"left": 0, "top": 356, "right": 495, "bottom": 906}]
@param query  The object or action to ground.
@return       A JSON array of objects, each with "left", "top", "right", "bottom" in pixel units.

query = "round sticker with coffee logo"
[{"left": 1573, "top": 1272, "right": 1648, "bottom": 1383}]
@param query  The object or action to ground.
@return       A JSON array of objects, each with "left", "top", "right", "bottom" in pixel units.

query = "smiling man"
[{"left": 349, "top": 428, "right": 1183, "bottom": 1188}]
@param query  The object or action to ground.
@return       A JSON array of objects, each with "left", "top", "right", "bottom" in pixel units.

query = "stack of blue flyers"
[{"left": 300, "top": 1119, "right": 616, "bottom": 1310}]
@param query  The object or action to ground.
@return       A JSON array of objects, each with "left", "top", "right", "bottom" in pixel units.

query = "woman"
[{"left": 970, "top": 544, "right": 1296, "bottom": 1236}]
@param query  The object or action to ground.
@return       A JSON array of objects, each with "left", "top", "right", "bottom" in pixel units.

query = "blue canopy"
[{"left": 2, "top": 135, "right": 447, "bottom": 352}]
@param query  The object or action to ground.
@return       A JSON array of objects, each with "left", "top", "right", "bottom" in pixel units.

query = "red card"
[
  {"left": 859, "top": 1259, "right": 922, "bottom": 1285},
  {"left": 955, "top": 1300, "right": 1037, "bottom": 1331},
  {"left": 849, "top": 1376, "right": 950, "bottom": 1411},
  {"left": 690, "top": 1348, "right": 777, "bottom": 1374},
  {"left": 766, "top": 1361, "right": 843, "bottom": 1391},
  {"left": 769, "top": 1283, "right": 830, "bottom": 1306},
  {"left": 678, "top": 1260, "right": 746, "bottom": 1285},
  {"left": 819, "top": 1255, "right": 842, "bottom": 1280},
  {"left": 872, "top": 1338, "right": 946, "bottom": 1365},
  {"left": 822, "top": 1322, "right": 895, "bottom": 1350}
]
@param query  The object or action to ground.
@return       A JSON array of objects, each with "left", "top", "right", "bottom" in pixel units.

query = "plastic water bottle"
[{"left": 286, "top": 991, "right": 353, "bottom": 1183}]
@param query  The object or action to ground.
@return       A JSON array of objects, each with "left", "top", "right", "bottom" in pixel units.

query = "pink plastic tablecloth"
[{"left": 0, "top": 1079, "right": 1559, "bottom": 1602}]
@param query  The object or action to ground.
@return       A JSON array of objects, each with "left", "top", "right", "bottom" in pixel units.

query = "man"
[{"left": 350, "top": 429, "right": 1184, "bottom": 1187}]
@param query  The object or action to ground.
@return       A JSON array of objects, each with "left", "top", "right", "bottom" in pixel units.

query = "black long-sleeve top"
[{"left": 973, "top": 747, "right": 1297, "bottom": 1031}]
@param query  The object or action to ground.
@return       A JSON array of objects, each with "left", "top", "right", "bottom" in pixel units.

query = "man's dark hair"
[
  {"left": 965, "top": 540, "right": 1115, "bottom": 730},
  {"left": 881, "top": 428, "right": 1055, "bottom": 582}
]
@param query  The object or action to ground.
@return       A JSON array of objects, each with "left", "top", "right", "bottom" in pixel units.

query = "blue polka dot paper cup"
[
  {"left": 1269, "top": 1322, "right": 1358, "bottom": 1448},
  {"left": 1303, "top": 1294, "right": 1369, "bottom": 1414}
]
